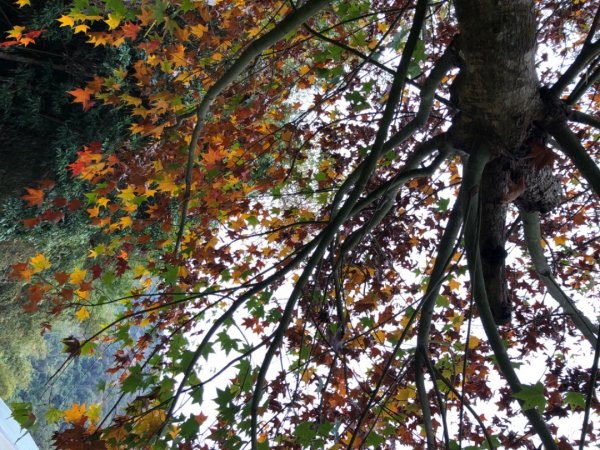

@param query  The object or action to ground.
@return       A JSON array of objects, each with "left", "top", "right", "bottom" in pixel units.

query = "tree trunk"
[{"left": 450, "top": 0, "right": 562, "bottom": 323}]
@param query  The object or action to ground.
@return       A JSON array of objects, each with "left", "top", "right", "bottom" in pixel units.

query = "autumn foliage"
[{"left": 4, "top": 0, "right": 600, "bottom": 449}]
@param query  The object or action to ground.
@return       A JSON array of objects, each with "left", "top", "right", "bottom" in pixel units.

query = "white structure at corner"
[{"left": 0, "top": 398, "right": 39, "bottom": 450}]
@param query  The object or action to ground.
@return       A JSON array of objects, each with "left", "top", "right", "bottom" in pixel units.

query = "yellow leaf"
[
  {"left": 133, "top": 409, "right": 166, "bottom": 436},
  {"left": 468, "top": 335, "right": 481, "bottom": 350},
  {"left": 64, "top": 403, "right": 86, "bottom": 423},
  {"left": 169, "top": 425, "right": 180, "bottom": 439},
  {"left": 15, "top": 0, "right": 30, "bottom": 7},
  {"left": 87, "top": 205, "right": 100, "bottom": 218},
  {"left": 553, "top": 235, "right": 567, "bottom": 246},
  {"left": 212, "top": 52, "right": 223, "bottom": 61},
  {"left": 69, "top": 268, "right": 87, "bottom": 285},
  {"left": 121, "top": 94, "right": 143, "bottom": 107},
  {"left": 117, "top": 186, "right": 136, "bottom": 203},
  {"left": 133, "top": 265, "right": 148, "bottom": 278},
  {"left": 104, "top": 13, "right": 121, "bottom": 30},
  {"left": 75, "top": 307, "right": 90, "bottom": 322},
  {"left": 57, "top": 15, "right": 75, "bottom": 28},
  {"left": 30, "top": 253, "right": 51, "bottom": 273},
  {"left": 298, "top": 65, "right": 310, "bottom": 76},
  {"left": 190, "top": 23, "right": 208, "bottom": 38},
  {"left": 6, "top": 26, "right": 25, "bottom": 39},
  {"left": 448, "top": 278, "right": 461, "bottom": 290},
  {"left": 87, "top": 403, "right": 101, "bottom": 423},
  {"left": 75, "top": 289, "right": 90, "bottom": 300},
  {"left": 119, "top": 216, "right": 133, "bottom": 229},
  {"left": 373, "top": 329, "right": 385, "bottom": 344},
  {"left": 74, "top": 24, "right": 90, "bottom": 34}
]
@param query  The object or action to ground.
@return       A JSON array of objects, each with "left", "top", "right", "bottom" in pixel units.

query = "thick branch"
[
  {"left": 462, "top": 147, "right": 558, "bottom": 450},
  {"left": 521, "top": 210, "right": 598, "bottom": 347},
  {"left": 565, "top": 63, "right": 600, "bottom": 106},
  {"left": 549, "top": 120, "right": 600, "bottom": 197},
  {"left": 304, "top": 24, "right": 454, "bottom": 108},
  {"left": 331, "top": 42, "right": 457, "bottom": 214},
  {"left": 550, "top": 40, "right": 600, "bottom": 97},
  {"left": 252, "top": 2, "right": 433, "bottom": 447},
  {"left": 415, "top": 191, "right": 464, "bottom": 449},
  {"left": 568, "top": 109, "right": 600, "bottom": 130}
]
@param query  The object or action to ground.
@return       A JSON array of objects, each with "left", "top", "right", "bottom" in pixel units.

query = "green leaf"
[
  {"left": 45, "top": 408, "right": 63, "bottom": 425},
  {"left": 408, "top": 39, "right": 426, "bottom": 77},
  {"left": 512, "top": 382, "right": 546, "bottom": 411},
  {"left": 294, "top": 421, "right": 317, "bottom": 446},
  {"left": 564, "top": 391, "right": 586, "bottom": 410},
  {"left": 10, "top": 402, "right": 36, "bottom": 429},
  {"left": 365, "top": 431, "right": 385, "bottom": 447},
  {"left": 180, "top": 417, "right": 200, "bottom": 439},
  {"left": 246, "top": 215, "right": 259, "bottom": 226},
  {"left": 122, "top": 365, "right": 144, "bottom": 393},
  {"left": 435, "top": 295, "right": 450, "bottom": 307},
  {"left": 437, "top": 197, "right": 450, "bottom": 212},
  {"left": 217, "top": 330, "right": 239, "bottom": 355}
]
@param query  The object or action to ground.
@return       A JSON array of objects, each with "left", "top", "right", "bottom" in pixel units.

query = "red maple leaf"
[{"left": 22, "top": 187, "right": 44, "bottom": 206}]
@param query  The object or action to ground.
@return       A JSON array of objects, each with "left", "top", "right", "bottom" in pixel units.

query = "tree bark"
[{"left": 450, "top": 0, "right": 562, "bottom": 323}]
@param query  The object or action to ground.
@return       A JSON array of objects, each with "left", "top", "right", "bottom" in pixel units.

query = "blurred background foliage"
[{"left": 0, "top": 1, "right": 135, "bottom": 447}]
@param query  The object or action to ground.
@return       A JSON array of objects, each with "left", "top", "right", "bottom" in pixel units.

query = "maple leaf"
[
  {"left": 64, "top": 403, "right": 86, "bottom": 423},
  {"left": 104, "top": 14, "right": 121, "bottom": 30},
  {"left": 448, "top": 278, "right": 461, "bottom": 290},
  {"left": 119, "top": 216, "right": 133, "bottom": 229},
  {"left": 190, "top": 23, "right": 208, "bottom": 38},
  {"left": 121, "top": 22, "right": 140, "bottom": 40},
  {"left": 22, "top": 217, "right": 41, "bottom": 228},
  {"left": 74, "top": 24, "right": 90, "bottom": 34},
  {"left": 528, "top": 142, "right": 557, "bottom": 169},
  {"left": 22, "top": 187, "right": 44, "bottom": 206},
  {"left": 62, "top": 336, "right": 81, "bottom": 356},
  {"left": 6, "top": 25, "right": 25, "bottom": 40},
  {"left": 69, "top": 268, "right": 87, "bottom": 285},
  {"left": 75, "top": 307, "right": 90, "bottom": 322},
  {"left": 30, "top": 253, "right": 51, "bottom": 273},
  {"left": 68, "top": 88, "right": 95, "bottom": 111},
  {"left": 54, "top": 272, "right": 69, "bottom": 284},
  {"left": 87, "top": 404, "right": 101, "bottom": 424},
  {"left": 202, "top": 147, "right": 224, "bottom": 169},
  {"left": 57, "top": 15, "right": 75, "bottom": 28}
]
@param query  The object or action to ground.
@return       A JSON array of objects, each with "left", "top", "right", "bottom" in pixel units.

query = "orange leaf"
[
  {"left": 22, "top": 187, "right": 44, "bottom": 206},
  {"left": 68, "top": 87, "right": 95, "bottom": 111},
  {"left": 22, "top": 217, "right": 41, "bottom": 228},
  {"left": 63, "top": 403, "right": 86, "bottom": 423}
]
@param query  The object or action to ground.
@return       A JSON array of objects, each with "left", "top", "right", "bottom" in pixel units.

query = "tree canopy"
[{"left": 3, "top": 0, "right": 600, "bottom": 448}]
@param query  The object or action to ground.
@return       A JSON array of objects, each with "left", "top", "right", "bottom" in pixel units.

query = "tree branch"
[
  {"left": 565, "top": 63, "right": 600, "bottom": 106},
  {"left": 415, "top": 189, "right": 465, "bottom": 449},
  {"left": 462, "top": 147, "right": 559, "bottom": 450},
  {"left": 550, "top": 39, "right": 600, "bottom": 97},
  {"left": 251, "top": 2, "right": 433, "bottom": 447},
  {"left": 579, "top": 322, "right": 600, "bottom": 450},
  {"left": 549, "top": 120, "right": 600, "bottom": 197},
  {"left": 521, "top": 210, "right": 598, "bottom": 347},
  {"left": 174, "top": 0, "right": 332, "bottom": 256},
  {"left": 568, "top": 109, "right": 600, "bottom": 130},
  {"left": 331, "top": 41, "right": 457, "bottom": 215}
]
